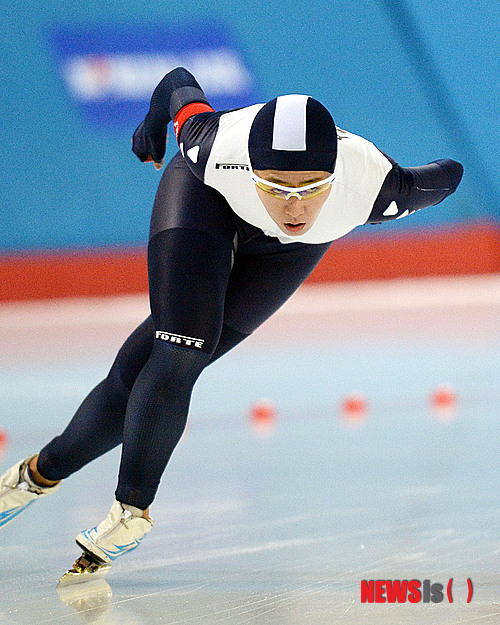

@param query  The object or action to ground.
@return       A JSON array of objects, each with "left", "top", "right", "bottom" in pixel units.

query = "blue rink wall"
[{"left": 0, "top": 0, "right": 499, "bottom": 253}]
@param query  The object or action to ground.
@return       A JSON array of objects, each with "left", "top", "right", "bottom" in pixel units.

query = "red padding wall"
[{"left": 0, "top": 222, "right": 498, "bottom": 302}]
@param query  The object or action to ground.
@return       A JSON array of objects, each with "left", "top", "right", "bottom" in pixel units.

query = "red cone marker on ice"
[
  {"left": 249, "top": 401, "right": 278, "bottom": 437},
  {"left": 430, "top": 384, "right": 458, "bottom": 421},
  {"left": 339, "top": 393, "right": 368, "bottom": 427}
]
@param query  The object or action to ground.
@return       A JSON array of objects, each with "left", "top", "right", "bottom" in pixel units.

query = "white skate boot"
[
  {"left": 0, "top": 455, "right": 62, "bottom": 529},
  {"left": 59, "top": 500, "right": 153, "bottom": 586}
]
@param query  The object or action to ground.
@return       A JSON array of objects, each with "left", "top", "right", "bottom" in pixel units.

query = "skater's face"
[{"left": 253, "top": 170, "right": 333, "bottom": 236}]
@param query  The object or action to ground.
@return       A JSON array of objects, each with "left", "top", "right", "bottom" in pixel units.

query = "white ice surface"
[{"left": 0, "top": 277, "right": 498, "bottom": 624}]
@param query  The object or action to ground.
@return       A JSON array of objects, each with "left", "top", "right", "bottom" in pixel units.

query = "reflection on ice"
[
  {"left": 57, "top": 579, "right": 144, "bottom": 625},
  {"left": 57, "top": 579, "right": 113, "bottom": 623}
]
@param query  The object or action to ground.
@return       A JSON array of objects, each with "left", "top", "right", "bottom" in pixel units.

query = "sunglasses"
[{"left": 251, "top": 172, "right": 335, "bottom": 200}]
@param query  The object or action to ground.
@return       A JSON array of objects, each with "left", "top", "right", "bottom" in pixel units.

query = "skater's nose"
[{"left": 284, "top": 198, "right": 305, "bottom": 219}]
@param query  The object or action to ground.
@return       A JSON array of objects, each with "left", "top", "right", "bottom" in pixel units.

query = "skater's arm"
[
  {"left": 132, "top": 67, "right": 214, "bottom": 169},
  {"left": 366, "top": 157, "right": 464, "bottom": 223}
]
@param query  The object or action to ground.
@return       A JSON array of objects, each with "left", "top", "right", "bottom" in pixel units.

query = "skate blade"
[
  {"left": 58, "top": 565, "right": 111, "bottom": 587},
  {"left": 57, "top": 552, "right": 112, "bottom": 588}
]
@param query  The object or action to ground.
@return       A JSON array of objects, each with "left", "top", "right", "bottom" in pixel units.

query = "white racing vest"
[{"left": 195, "top": 105, "right": 393, "bottom": 244}]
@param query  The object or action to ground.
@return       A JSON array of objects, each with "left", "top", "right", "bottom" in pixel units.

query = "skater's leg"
[
  {"left": 115, "top": 227, "right": 234, "bottom": 510},
  {"left": 57, "top": 157, "right": 234, "bottom": 570},
  {"left": 36, "top": 316, "right": 155, "bottom": 482}
]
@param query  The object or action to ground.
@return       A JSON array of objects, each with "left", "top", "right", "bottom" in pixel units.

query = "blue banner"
[{"left": 49, "top": 23, "right": 259, "bottom": 129}]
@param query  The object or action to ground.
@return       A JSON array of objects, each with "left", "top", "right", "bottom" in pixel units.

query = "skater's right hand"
[{"left": 132, "top": 117, "right": 167, "bottom": 171}]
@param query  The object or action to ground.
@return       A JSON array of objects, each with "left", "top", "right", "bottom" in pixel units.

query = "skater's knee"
[{"left": 145, "top": 340, "right": 210, "bottom": 389}]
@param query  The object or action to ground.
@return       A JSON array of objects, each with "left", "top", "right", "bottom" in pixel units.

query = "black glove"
[{"left": 132, "top": 116, "right": 168, "bottom": 170}]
